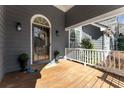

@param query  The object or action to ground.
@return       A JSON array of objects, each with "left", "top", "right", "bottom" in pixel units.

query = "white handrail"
[{"left": 65, "top": 48, "right": 124, "bottom": 77}]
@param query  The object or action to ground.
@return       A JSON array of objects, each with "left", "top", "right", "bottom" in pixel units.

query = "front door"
[{"left": 32, "top": 24, "right": 50, "bottom": 63}]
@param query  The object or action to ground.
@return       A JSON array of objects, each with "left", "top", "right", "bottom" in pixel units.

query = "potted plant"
[
  {"left": 54, "top": 50, "right": 60, "bottom": 62},
  {"left": 18, "top": 53, "right": 29, "bottom": 71}
]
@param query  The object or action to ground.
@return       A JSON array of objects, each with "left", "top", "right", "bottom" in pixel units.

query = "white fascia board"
[{"left": 91, "top": 23, "right": 106, "bottom": 31}]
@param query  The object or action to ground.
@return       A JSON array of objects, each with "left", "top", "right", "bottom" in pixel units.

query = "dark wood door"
[{"left": 32, "top": 24, "right": 50, "bottom": 63}]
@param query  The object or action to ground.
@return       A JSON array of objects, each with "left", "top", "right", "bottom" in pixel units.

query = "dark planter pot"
[
  {"left": 18, "top": 53, "right": 29, "bottom": 71},
  {"left": 19, "top": 61, "right": 28, "bottom": 71}
]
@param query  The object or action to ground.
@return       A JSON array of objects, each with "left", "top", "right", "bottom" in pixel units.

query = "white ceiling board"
[{"left": 54, "top": 5, "right": 74, "bottom": 12}]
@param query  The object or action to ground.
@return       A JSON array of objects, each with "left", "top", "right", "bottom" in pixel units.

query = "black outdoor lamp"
[{"left": 16, "top": 22, "right": 22, "bottom": 31}]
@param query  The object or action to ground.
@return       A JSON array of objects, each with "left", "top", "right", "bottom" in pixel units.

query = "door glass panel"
[{"left": 33, "top": 24, "right": 49, "bottom": 63}]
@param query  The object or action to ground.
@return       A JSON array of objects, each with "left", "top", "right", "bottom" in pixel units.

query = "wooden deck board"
[
  {"left": 84, "top": 70, "right": 100, "bottom": 88},
  {"left": 0, "top": 59, "right": 124, "bottom": 88}
]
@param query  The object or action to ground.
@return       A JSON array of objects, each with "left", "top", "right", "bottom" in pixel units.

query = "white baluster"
[
  {"left": 84, "top": 50, "right": 86, "bottom": 66},
  {"left": 113, "top": 51, "right": 116, "bottom": 69},
  {"left": 118, "top": 51, "right": 121, "bottom": 70},
  {"left": 87, "top": 50, "right": 88, "bottom": 64},
  {"left": 109, "top": 52, "right": 111, "bottom": 68}
]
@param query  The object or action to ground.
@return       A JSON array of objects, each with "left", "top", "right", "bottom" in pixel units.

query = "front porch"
[{"left": 0, "top": 59, "right": 124, "bottom": 88}]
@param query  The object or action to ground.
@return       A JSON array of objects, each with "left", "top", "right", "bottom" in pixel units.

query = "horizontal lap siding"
[
  {"left": 0, "top": 5, "right": 67, "bottom": 74},
  {"left": 0, "top": 6, "right": 5, "bottom": 81},
  {"left": 92, "top": 36, "right": 103, "bottom": 49},
  {"left": 4, "top": 6, "right": 30, "bottom": 72}
]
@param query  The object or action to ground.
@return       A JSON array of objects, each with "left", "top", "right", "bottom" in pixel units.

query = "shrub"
[
  {"left": 118, "top": 37, "right": 124, "bottom": 50},
  {"left": 54, "top": 50, "right": 60, "bottom": 61},
  {"left": 18, "top": 53, "right": 29, "bottom": 62},
  {"left": 18, "top": 53, "right": 29, "bottom": 71},
  {"left": 80, "top": 38, "right": 94, "bottom": 49},
  {"left": 54, "top": 50, "right": 60, "bottom": 58}
]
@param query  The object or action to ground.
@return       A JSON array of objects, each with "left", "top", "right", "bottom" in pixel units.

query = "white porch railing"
[{"left": 65, "top": 48, "right": 124, "bottom": 77}]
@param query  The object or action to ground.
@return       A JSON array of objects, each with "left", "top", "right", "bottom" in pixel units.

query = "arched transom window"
[{"left": 33, "top": 17, "right": 50, "bottom": 27}]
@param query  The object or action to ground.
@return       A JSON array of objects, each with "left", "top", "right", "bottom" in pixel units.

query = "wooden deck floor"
[{"left": 0, "top": 59, "right": 124, "bottom": 88}]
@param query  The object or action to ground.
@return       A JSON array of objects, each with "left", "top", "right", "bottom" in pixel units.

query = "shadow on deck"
[{"left": 0, "top": 64, "right": 47, "bottom": 88}]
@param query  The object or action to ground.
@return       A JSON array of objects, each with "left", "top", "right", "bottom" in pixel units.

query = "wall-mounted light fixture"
[
  {"left": 16, "top": 22, "right": 22, "bottom": 31},
  {"left": 55, "top": 30, "right": 59, "bottom": 36}
]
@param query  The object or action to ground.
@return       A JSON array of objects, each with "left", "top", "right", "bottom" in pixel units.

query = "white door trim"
[
  {"left": 65, "top": 7, "right": 124, "bottom": 31},
  {"left": 30, "top": 14, "right": 52, "bottom": 65}
]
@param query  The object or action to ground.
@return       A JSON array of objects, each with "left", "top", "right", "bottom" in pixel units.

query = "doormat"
[{"left": 24, "top": 67, "right": 38, "bottom": 74}]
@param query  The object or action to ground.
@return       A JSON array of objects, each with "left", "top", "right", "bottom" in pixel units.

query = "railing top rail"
[
  {"left": 65, "top": 48, "right": 124, "bottom": 52},
  {"left": 111, "top": 50, "right": 124, "bottom": 52},
  {"left": 65, "top": 48, "right": 110, "bottom": 52}
]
